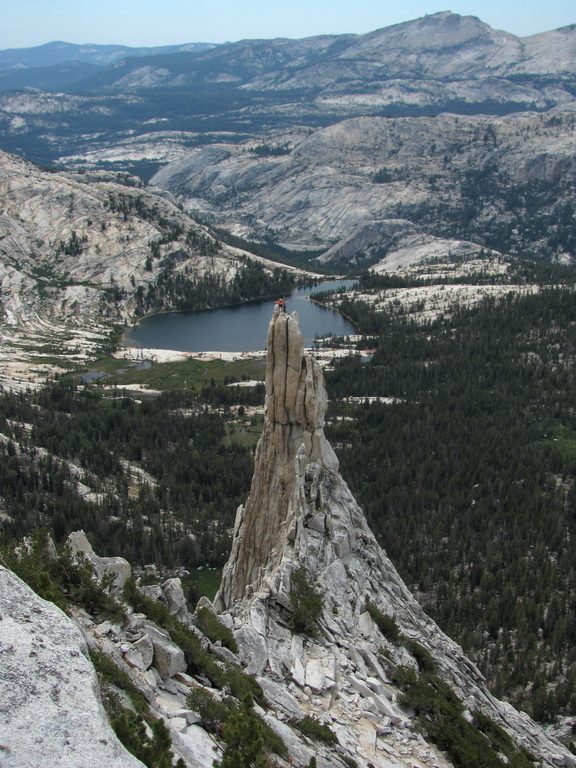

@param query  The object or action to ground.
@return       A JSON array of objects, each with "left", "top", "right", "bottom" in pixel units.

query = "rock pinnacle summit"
[
  {"left": 216, "top": 304, "right": 339, "bottom": 607},
  {"left": 214, "top": 307, "right": 572, "bottom": 767}
]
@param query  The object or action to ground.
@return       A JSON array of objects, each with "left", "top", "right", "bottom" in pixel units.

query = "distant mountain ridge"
[
  {"left": 1, "top": 11, "right": 575, "bottom": 177},
  {"left": 0, "top": 40, "right": 216, "bottom": 71},
  {"left": 0, "top": 13, "right": 575, "bottom": 95},
  {"left": 0, "top": 40, "right": 217, "bottom": 92}
]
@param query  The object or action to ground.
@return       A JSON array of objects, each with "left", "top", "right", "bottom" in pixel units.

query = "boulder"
[
  {"left": 234, "top": 625, "right": 268, "bottom": 675},
  {"left": 170, "top": 717, "right": 188, "bottom": 732},
  {"left": 292, "top": 656, "right": 306, "bottom": 688},
  {"left": 305, "top": 658, "right": 326, "bottom": 692},
  {"left": 140, "top": 584, "right": 165, "bottom": 603},
  {"left": 127, "top": 617, "right": 168, "bottom": 641},
  {"left": 124, "top": 648, "right": 146, "bottom": 671},
  {"left": 131, "top": 620, "right": 186, "bottom": 678},
  {"left": 151, "top": 636, "right": 187, "bottom": 679},
  {"left": 66, "top": 530, "right": 131, "bottom": 596},
  {"left": 257, "top": 677, "right": 303, "bottom": 720},
  {"left": 358, "top": 611, "right": 374, "bottom": 639},
  {"left": 172, "top": 725, "right": 221, "bottom": 768},
  {"left": 162, "top": 577, "right": 187, "bottom": 616},
  {"left": 261, "top": 715, "right": 316, "bottom": 768},
  {"left": 170, "top": 709, "right": 202, "bottom": 726},
  {"left": 209, "top": 643, "right": 239, "bottom": 665},
  {"left": 133, "top": 634, "right": 154, "bottom": 669},
  {"left": 143, "top": 669, "right": 158, "bottom": 689},
  {"left": 218, "top": 613, "right": 234, "bottom": 630},
  {"left": 364, "top": 694, "right": 403, "bottom": 726}
]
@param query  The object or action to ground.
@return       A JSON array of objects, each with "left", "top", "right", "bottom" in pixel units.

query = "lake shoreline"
[
  {"left": 307, "top": 295, "right": 360, "bottom": 334},
  {"left": 124, "top": 274, "right": 332, "bottom": 326},
  {"left": 115, "top": 346, "right": 267, "bottom": 365},
  {"left": 122, "top": 279, "right": 357, "bottom": 354}
]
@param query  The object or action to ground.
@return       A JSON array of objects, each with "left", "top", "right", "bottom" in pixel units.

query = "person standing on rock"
[{"left": 275, "top": 298, "right": 287, "bottom": 312}]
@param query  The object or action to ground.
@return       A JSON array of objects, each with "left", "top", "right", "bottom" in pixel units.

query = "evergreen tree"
[{"left": 215, "top": 695, "right": 268, "bottom": 768}]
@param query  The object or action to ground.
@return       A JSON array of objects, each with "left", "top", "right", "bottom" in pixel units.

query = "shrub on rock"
[{"left": 289, "top": 567, "right": 323, "bottom": 634}]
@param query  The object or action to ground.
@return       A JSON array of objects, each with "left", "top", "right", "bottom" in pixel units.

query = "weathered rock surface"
[
  {"left": 215, "top": 308, "right": 573, "bottom": 767},
  {"left": 72, "top": 607, "right": 222, "bottom": 768},
  {"left": 318, "top": 218, "right": 499, "bottom": 270},
  {"left": 137, "top": 576, "right": 190, "bottom": 623},
  {"left": 217, "top": 307, "right": 338, "bottom": 605},
  {"left": 162, "top": 577, "right": 188, "bottom": 617},
  {"left": 150, "top": 636, "right": 187, "bottom": 679},
  {"left": 67, "top": 529, "right": 131, "bottom": 595},
  {"left": 154, "top": 110, "right": 576, "bottom": 264},
  {"left": 0, "top": 566, "right": 145, "bottom": 768},
  {"left": 0, "top": 149, "right": 229, "bottom": 326},
  {"left": 124, "top": 614, "right": 188, "bottom": 679}
]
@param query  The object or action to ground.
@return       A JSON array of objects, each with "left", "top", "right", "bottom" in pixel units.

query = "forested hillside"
[
  {"left": 0, "top": 381, "right": 263, "bottom": 578},
  {"left": 325, "top": 275, "right": 576, "bottom": 721}
]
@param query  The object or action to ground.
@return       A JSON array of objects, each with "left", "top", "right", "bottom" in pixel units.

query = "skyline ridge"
[{"left": 2, "top": 3, "right": 575, "bottom": 51}]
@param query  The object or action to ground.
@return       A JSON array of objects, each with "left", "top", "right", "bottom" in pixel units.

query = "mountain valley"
[
  {"left": 152, "top": 110, "right": 576, "bottom": 264},
  {"left": 0, "top": 150, "right": 298, "bottom": 388},
  {"left": 1, "top": 9, "right": 576, "bottom": 767}
]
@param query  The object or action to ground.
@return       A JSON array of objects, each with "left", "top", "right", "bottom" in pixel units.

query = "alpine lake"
[
  {"left": 85, "top": 280, "right": 356, "bottom": 392},
  {"left": 122, "top": 280, "right": 356, "bottom": 353}
]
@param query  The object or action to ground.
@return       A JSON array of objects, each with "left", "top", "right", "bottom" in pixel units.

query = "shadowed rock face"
[
  {"left": 217, "top": 307, "right": 338, "bottom": 606},
  {"left": 215, "top": 308, "right": 573, "bottom": 767}
]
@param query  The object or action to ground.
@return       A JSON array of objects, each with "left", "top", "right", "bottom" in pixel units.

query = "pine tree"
[{"left": 215, "top": 695, "right": 268, "bottom": 768}]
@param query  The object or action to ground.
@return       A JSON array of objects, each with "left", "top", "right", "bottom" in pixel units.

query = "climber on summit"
[{"left": 275, "top": 298, "right": 287, "bottom": 312}]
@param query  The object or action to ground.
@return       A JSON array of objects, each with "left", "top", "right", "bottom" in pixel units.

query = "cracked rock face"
[{"left": 215, "top": 308, "right": 572, "bottom": 768}]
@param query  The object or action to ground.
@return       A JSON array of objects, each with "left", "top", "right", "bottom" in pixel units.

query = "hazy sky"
[{"left": 1, "top": 0, "right": 574, "bottom": 50}]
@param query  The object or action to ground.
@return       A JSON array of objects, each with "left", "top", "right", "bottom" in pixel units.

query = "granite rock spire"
[
  {"left": 214, "top": 307, "right": 572, "bottom": 767},
  {"left": 216, "top": 305, "right": 338, "bottom": 607}
]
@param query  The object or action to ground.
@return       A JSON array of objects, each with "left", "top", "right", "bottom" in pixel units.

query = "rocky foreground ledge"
[{"left": 0, "top": 565, "right": 145, "bottom": 768}]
